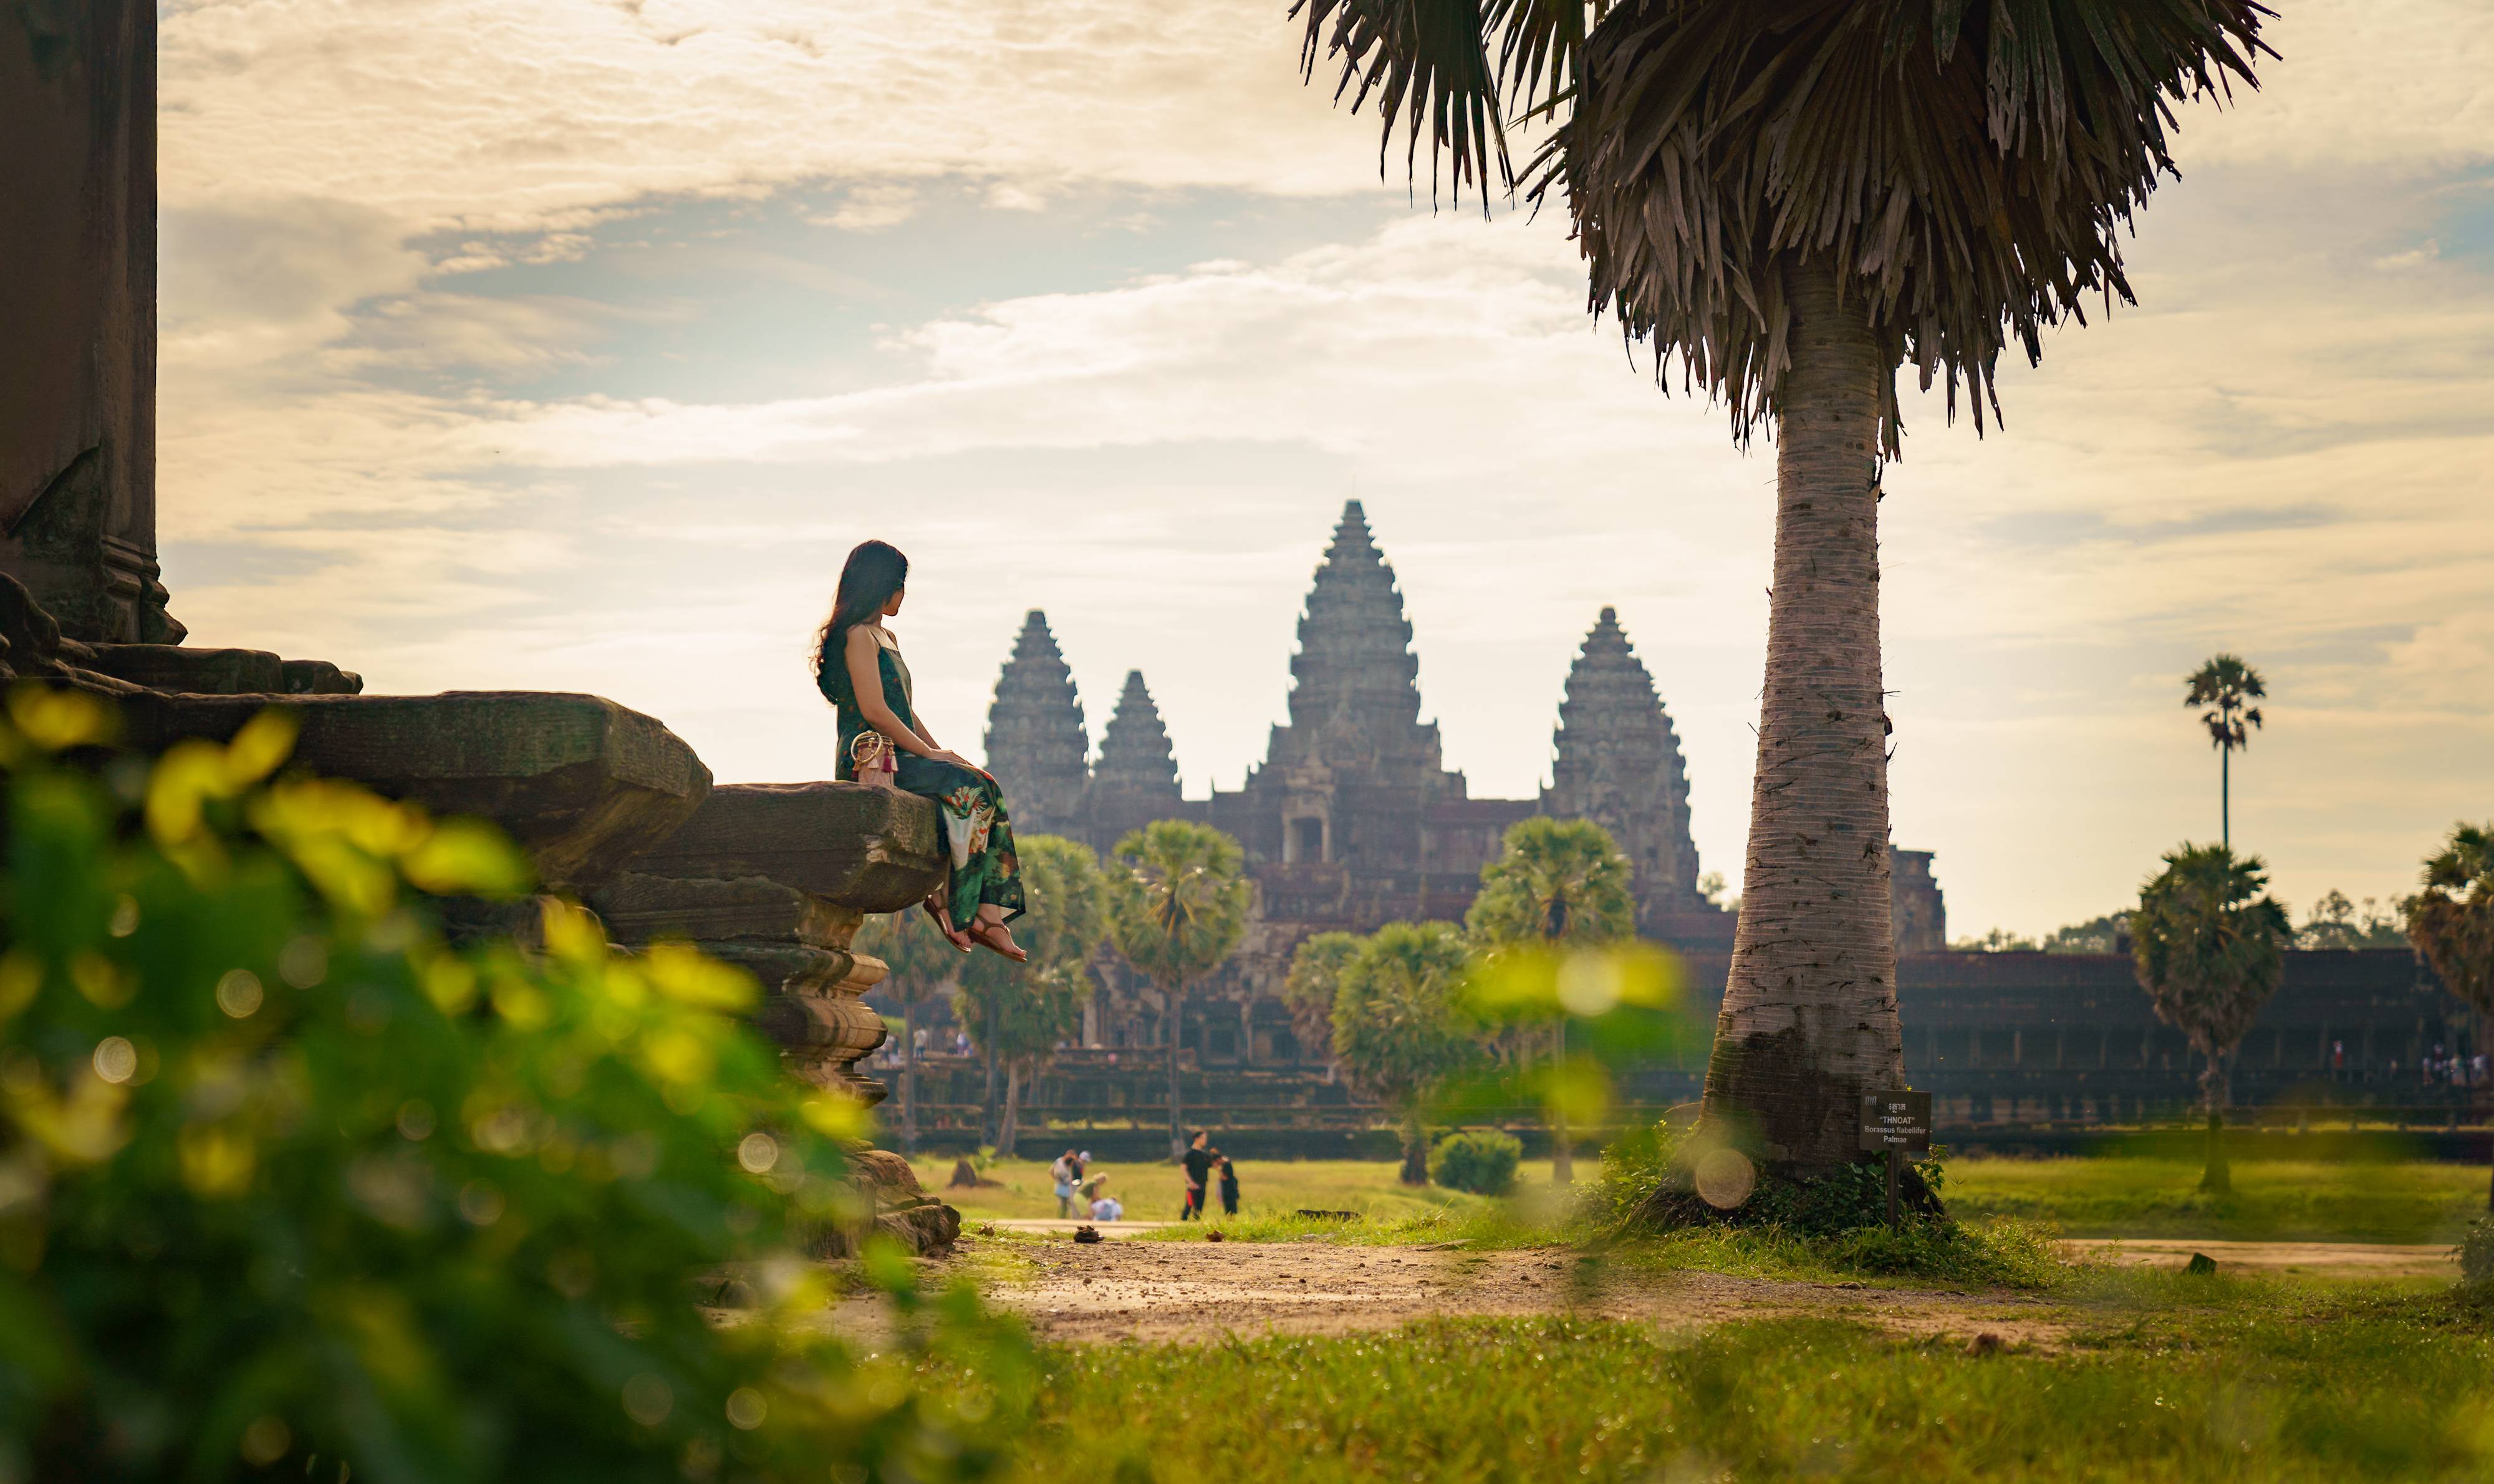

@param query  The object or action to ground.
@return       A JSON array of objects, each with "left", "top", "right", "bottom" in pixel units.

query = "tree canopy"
[
  {"left": 1102, "top": 820, "right": 1251, "bottom": 991},
  {"left": 1466, "top": 816, "right": 1635, "bottom": 955},
  {"left": 1294, "top": 0, "right": 2272, "bottom": 449},
  {"left": 1330, "top": 922, "right": 1485, "bottom": 1121},
  {"left": 2132, "top": 844, "right": 2293, "bottom": 1060},
  {"left": 1283, "top": 930, "right": 1363, "bottom": 1066},
  {"left": 953, "top": 834, "right": 1107, "bottom": 1066},
  {"left": 2407, "top": 824, "right": 2494, "bottom": 1017}
]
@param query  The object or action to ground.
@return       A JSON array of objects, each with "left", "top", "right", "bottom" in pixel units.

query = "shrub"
[
  {"left": 0, "top": 688, "right": 1028, "bottom": 1481},
  {"left": 1429, "top": 1130, "right": 1522, "bottom": 1195},
  {"left": 2460, "top": 1217, "right": 2494, "bottom": 1289}
]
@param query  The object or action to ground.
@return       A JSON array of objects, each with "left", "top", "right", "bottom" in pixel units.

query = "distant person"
[
  {"left": 1180, "top": 1130, "right": 1213, "bottom": 1220},
  {"left": 1049, "top": 1150, "right": 1080, "bottom": 1218},
  {"left": 1089, "top": 1178, "right": 1122, "bottom": 1223},
  {"left": 815, "top": 539, "right": 1026, "bottom": 960},
  {"left": 1216, "top": 1155, "right": 1240, "bottom": 1218}
]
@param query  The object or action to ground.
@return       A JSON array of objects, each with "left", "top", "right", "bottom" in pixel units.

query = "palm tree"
[
  {"left": 2405, "top": 824, "right": 2494, "bottom": 1207},
  {"left": 955, "top": 835, "right": 1108, "bottom": 1159},
  {"left": 855, "top": 907, "right": 961, "bottom": 1157},
  {"left": 1464, "top": 817, "right": 1635, "bottom": 1183},
  {"left": 1284, "top": 930, "right": 1364, "bottom": 1078},
  {"left": 1290, "top": 1, "right": 2270, "bottom": 1176},
  {"left": 1331, "top": 922, "right": 1486, "bottom": 1184},
  {"left": 2130, "top": 844, "right": 2292, "bottom": 1193},
  {"left": 2185, "top": 654, "right": 2266, "bottom": 849},
  {"left": 1103, "top": 819, "right": 1253, "bottom": 1159}
]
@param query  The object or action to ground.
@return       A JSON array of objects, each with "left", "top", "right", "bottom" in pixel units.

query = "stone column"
[{"left": 2, "top": 0, "right": 181, "bottom": 643}]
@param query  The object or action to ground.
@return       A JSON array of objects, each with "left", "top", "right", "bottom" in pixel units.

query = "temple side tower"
[
  {"left": 1094, "top": 670, "right": 1182, "bottom": 796},
  {"left": 1542, "top": 607, "right": 1706, "bottom": 925},
  {"left": 1085, "top": 670, "right": 1187, "bottom": 851},
  {"left": 981, "top": 610, "right": 1089, "bottom": 836}
]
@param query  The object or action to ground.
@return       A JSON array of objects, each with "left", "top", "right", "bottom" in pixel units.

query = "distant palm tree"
[
  {"left": 1331, "top": 922, "right": 1486, "bottom": 1185},
  {"left": 1465, "top": 817, "right": 1635, "bottom": 1184},
  {"left": 855, "top": 907, "right": 960, "bottom": 1157},
  {"left": 1289, "top": 0, "right": 2271, "bottom": 1175},
  {"left": 955, "top": 836, "right": 1107, "bottom": 1159},
  {"left": 1104, "top": 820, "right": 1253, "bottom": 1159},
  {"left": 1284, "top": 930, "right": 1363, "bottom": 1078},
  {"left": 2404, "top": 824, "right": 2494, "bottom": 1207},
  {"left": 2185, "top": 654, "right": 2266, "bottom": 849},
  {"left": 2131, "top": 844, "right": 2293, "bottom": 1193}
]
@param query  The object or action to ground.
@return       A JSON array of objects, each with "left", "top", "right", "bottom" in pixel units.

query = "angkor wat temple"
[
  {"left": 932, "top": 503, "right": 2468, "bottom": 1142},
  {"left": 979, "top": 499, "right": 1948, "bottom": 1061}
]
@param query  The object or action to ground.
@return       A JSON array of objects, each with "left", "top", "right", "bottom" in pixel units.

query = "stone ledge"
[
  {"left": 632, "top": 782, "right": 944, "bottom": 912},
  {"left": 79, "top": 643, "right": 362, "bottom": 695},
  {"left": 118, "top": 690, "right": 710, "bottom": 892}
]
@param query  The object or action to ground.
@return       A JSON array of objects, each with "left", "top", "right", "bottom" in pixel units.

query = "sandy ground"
[
  {"left": 2058, "top": 1237, "right": 2457, "bottom": 1277},
  {"left": 943, "top": 1237, "right": 2071, "bottom": 1349}
]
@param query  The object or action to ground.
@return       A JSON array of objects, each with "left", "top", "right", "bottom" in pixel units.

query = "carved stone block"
[{"left": 118, "top": 690, "right": 710, "bottom": 891}]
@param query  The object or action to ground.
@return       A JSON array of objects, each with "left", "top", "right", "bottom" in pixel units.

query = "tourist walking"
[
  {"left": 815, "top": 540, "right": 1025, "bottom": 960},
  {"left": 1180, "top": 1130, "right": 1213, "bottom": 1220},
  {"left": 1216, "top": 1155, "right": 1240, "bottom": 1218},
  {"left": 1049, "top": 1150, "right": 1080, "bottom": 1218}
]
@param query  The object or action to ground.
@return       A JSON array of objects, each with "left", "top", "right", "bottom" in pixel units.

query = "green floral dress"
[{"left": 820, "top": 626, "right": 1024, "bottom": 927}]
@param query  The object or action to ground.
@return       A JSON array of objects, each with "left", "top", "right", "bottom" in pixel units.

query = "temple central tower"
[
  {"left": 1259, "top": 499, "right": 1445, "bottom": 786},
  {"left": 1230, "top": 499, "right": 1473, "bottom": 872}
]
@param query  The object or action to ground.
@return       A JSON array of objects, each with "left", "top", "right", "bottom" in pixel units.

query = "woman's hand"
[{"left": 925, "top": 748, "right": 994, "bottom": 781}]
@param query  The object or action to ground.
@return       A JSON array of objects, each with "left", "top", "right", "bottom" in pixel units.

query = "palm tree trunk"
[
  {"left": 2200, "top": 1048, "right": 2232, "bottom": 1193},
  {"left": 1399, "top": 1109, "right": 1428, "bottom": 1186},
  {"left": 981, "top": 998, "right": 999, "bottom": 1149},
  {"left": 999, "top": 1060, "right": 1023, "bottom": 1160},
  {"left": 1551, "top": 1019, "right": 1574, "bottom": 1186},
  {"left": 1166, "top": 980, "right": 1187, "bottom": 1161},
  {"left": 1699, "top": 257, "right": 1906, "bottom": 1173},
  {"left": 2220, "top": 747, "right": 2231, "bottom": 850},
  {"left": 901, "top": 1001, "right": 918, "bottom": 1157}
]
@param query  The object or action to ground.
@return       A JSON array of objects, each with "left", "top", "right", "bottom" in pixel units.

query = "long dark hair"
[{"left": 814, "top": 540, "right": 908, "bottom": 691}]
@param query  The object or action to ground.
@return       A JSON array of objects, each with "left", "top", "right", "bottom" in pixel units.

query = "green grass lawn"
[
  {"left": 1942, "top": 1156, "right": 2490, "bottom": 1245},
  {"left": 968, "top": 1279, "right": 2494, "bottom": 1483},
  {"left": 907, "top": 1155, "right": 1553, "bottom": 1225},
  {"left": 918, "top": 1151, "right": 2491, "bottom": 1247}
]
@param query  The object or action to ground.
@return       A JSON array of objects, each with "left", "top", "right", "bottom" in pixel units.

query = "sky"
[{"left": 153, "top": 0, "right": 2493, "bottom": 940}]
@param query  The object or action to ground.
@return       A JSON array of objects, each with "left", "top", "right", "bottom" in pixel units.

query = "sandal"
[
  {"left": 965, "top": 917, "right": 1028, "bottom": 963},
  {"left": 920, "top": 897, "right": 974, "bottom": 953}
]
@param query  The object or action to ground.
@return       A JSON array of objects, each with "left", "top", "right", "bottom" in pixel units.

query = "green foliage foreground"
[
  {"left": 1004, "top": 1289, "right": 2494, "bottom": 1483},
  {"left": 0, "top": 689, "right": 1027, "bottom": 1482}
]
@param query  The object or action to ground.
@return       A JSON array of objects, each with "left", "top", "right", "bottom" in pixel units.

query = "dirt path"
[
  {"left": 956, "top": 1238, "right": 2068, "bottom": 1349},
  {"left": 2058, "top": 1237, "right": 2455, "bottom": 1277}
]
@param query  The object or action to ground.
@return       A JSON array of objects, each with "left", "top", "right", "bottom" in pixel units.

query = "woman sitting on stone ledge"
[{"left": 816, "top": 539, "right": 1026, "bottom": 961}]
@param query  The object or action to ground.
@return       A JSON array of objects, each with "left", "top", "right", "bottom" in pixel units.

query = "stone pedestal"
[
  {"left": 584, "top": 782, "right": 961, "bottom": 1254},
  {"left": 590, "top": 782, "right": 943, "bottom": 1100}
]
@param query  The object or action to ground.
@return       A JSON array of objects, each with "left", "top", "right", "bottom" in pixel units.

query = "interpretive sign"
[
  {"left": 1858, "top": 1091, "right": 1932, "bottom": 1154},
  {"left": 1859, "top": 1089, "right": 1931, "bottom": 1228}
]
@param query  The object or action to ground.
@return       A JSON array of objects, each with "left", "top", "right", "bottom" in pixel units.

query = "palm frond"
[
  {"left": 1294, "top": 0, "right": 1611, "bottom": 205},
  {"left": 1547, "top": 0, "right": 2273, "bottom": 452}
]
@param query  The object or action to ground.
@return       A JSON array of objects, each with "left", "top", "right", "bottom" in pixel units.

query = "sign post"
[{"left": 1857, "top": 1091, "right": 1932, "bottom": 1228}]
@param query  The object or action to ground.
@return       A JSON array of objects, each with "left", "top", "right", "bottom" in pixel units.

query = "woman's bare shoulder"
[{"left": 844, "top": 624, "right": 889, "bottom": 654}]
